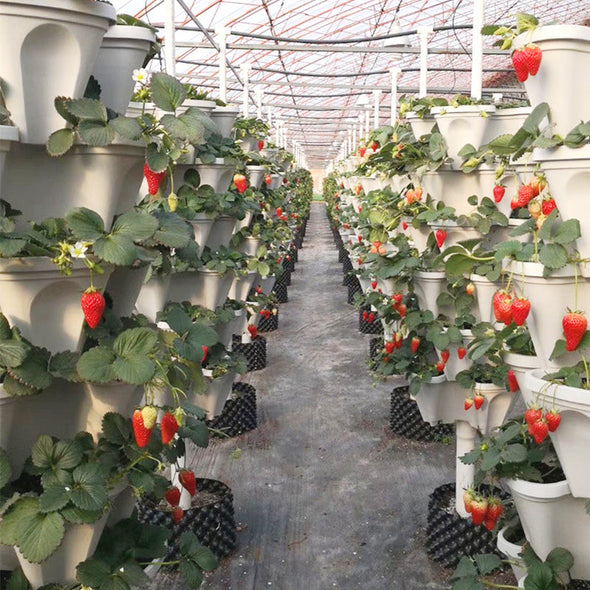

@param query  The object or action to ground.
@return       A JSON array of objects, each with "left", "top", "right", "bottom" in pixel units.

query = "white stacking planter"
[
  {"left": 134, "top": 274, "right": 171, "bottom": 322},
  {"left": 0, "top": 0, "right": 115, "bottom": 143},
  {"left": 514, "top": 25, "right": 590, "bottom": 137},
  {"left": 205, "top": 215, "right": 237, "bottom": 251},
  {"left": 0, "top": 257, "right": 112, "bottom": 354},
  {"left": 228, "top": 270, "right": 257, "bottom": 302},
  {"left": 197, "top": 370, "right": 236, "bottom": 419},
  {"left": 413, "top": 270, "right": 447, "bottom": 318},
  {"left": 209, "top": 105, "right": 240, "bottom": 138},
  {"left": 194, "top": 158, "right": 236, "bottom": 193},
  {"left": 405, "top": 112, "right": 435, "bottom": 139},
  {"left": 0, "top": 126, "right": 19, "bottom": 193},
  {"left": 91, "top": 24, "right": 156, "bottom": 114},
  {"left": 168, "top": 268, "right": 234, "bottom": 311},
  {"left": 523, "top": 369, "right": 590, "bottom": 499},
  {"left": 246, "top": 165, "right": 267, "bottom": 189},
  {"left": 190, "top": 213, "right": 216, "bottom": 256}
]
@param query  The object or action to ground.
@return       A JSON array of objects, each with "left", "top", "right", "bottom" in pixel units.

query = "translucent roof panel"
[{"left": 112, "top": 0, "right": 590, "bottom": 167}]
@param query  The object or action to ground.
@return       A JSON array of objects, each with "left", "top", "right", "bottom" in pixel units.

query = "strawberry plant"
[{"left": 233, "top": 116, "right": 270, "bottom": 140}]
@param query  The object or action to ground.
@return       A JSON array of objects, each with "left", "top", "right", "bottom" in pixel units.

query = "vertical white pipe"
[
  {"left": 255, "top": 87, "right": 263, "bottom": 119},
  {"left": 267, "top": 105, "right": 272, "bottom": 126},
  {"left": 373, "top": 89, "right": 381, "bottom": 129},
  {"left": 390, "top": 67, "right": 401, "bottom": 125},
  {"left": 215, "top": 27, "right": 228, "bottom": 102},
  {"left": 456, "top": 421, "right": 477, "bottom": 519},
  {"left": 471, "top": 0, "right": 484, "bottom": 100},
  {"left": 241, "top": 63, "right": 250, "bottom": 117},
  {"left": 358, "top": 122, "right": 363, "bottom": 146},
  {"left": 275, "top": 119, "right": 280, "bottom": 144},
  {"left": 164, "top": 0, "right": 176, "bottom": 76},
  {"left": 364, "top": 108, "right": 370, "bottom": 137},
  {"left": 417, "top": 26, "right": 433, "bottom": 98},
  {"left": 352, "top": 125, "right": 357, "bottom": 152},
  {"left": 347, "top": 127, "right": 352, "bottom": 154}
]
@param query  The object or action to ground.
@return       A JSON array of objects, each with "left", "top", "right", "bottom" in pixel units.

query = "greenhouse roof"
[{"left": 112, "top": 0, "right": 590, "bottom": 167}]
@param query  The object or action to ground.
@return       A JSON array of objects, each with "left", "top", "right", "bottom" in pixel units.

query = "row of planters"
[
  {"left": 324, "top": 12, "right": 590, "bottom": 589},
  {"left": 0, "top": 4, "right": 312, "bottom": 588}
]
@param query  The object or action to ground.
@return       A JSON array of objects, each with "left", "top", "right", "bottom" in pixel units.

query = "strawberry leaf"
[
  {"left": 538, "top": 243, "right": 568, "bottom": 270},
  {"left": 150, "top": 72, "right": 187, "bottom": 112},
  {"left": 66, "top": 98, "right": 108, "bottom": 122},
  {"left": 77, "top": 346, "right": 116, "bottom": 383},
  {"left": 110, "top": 116, "right": 143, "bottom": 140},
  {"left": 545, "top": 547, "right": 574, "bottom": 573},
  {"left": 46, "top": 128, "right": 75, "bottom": 157},
  {"left": 113, "top": 327, "right": 157, "bottom": 357},
  {"left": 70, "top": 464, "right": 108, "bottom": 512},
  {"left": 66, "top": 207, "right": 106, "bottom": 240},
  {"left": 0, "top": 448, "right": 12, "bottom": 489},
  {"left": 474, "top": 553, "right": 502, "bottom": 575},
  {"left": 0, "top": 339, "right": 29, "bottom": 367},
  {"left": 78, "top": 119, "right": 115, "bottom": 146},
  {"left": 111, "top": 210, "right": 158, "bottom": 240},
  {"left": 113, "top": 354, "right": 155, "bottom": 384}
]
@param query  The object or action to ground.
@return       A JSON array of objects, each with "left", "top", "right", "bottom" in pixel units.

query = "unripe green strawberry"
[
  {"left": 141, "top": 406, "right": 158, "bottom": 429},
  {"left": 168, "top": 192, "right": 178, "bottom": 212}
]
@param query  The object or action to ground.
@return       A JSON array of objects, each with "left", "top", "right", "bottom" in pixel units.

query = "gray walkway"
[{"left": 181, "top": 203, "right": 455, "bottom": 589}]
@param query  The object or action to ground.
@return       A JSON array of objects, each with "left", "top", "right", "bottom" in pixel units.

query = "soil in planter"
[
  {"left": 390, "top": 386, "right": 454, "bottom": 443},
  {"left": 359, "top": 306, "right": 383, "bottom": 335},
  {"left": 258, "top": 310, "right": 279, "bottom": 332},
  {"left": 426, "top": 482, "right": 502, "bottom": 569},
  {"left": 137, "top": 478, "right": 237, "bottom": 560},
  {"left": 232, "top": 334, "right": 267, "bottom": 371},
  {"left": 207, "top": 382, "right": 257, "bottom": 438}
]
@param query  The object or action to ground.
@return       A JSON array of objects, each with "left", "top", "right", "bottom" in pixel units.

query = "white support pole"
[
  {"left": 240, "top": 63, "right": 251, "bottom": 117},
  {"left": 275, "top": 119, "right": 280, "bottom": 145},
  {"left": 164, "top": 0, "right": 176, "bottom": 76},
  {"left": 255, "top": 86, "right": 263, "bottom": 119},
  {"left": 215, "top": 27, "right": 229, "bottom": 102},
  {"left": 373, "top": 89, "right": 381, "bottom": 129},
  {"left": 390, "top": 67, "right": 402, "bottom": 125},
  {"left": 471, "top": 0, "right": 484, "bottom": 100},
  {"left": 352, "top": 124, "right": 357, "bottom": 152},
  {"left": 358, "top": 122, "right": 364, "bottom": 146},
  {"left": 417, "top": 26, "right": 433, "bottom": 98},
  {"left": 267, "top": 105, "right": 272, "bottom": 126},
  {"left": 456, "top": 421, "right": 478, "bottom": 519},
  {"left": 365, "top": 108, "right": 370, "bottom": 137},
  {"left": 347, "top": 127, "right": 352, "bottom": 154}
]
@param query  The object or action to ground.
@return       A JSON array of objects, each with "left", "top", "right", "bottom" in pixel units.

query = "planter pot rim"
[
  {"left": 414, "top": 269, "right": 447, "bottom": 279},
  {"left": 246, "top": 164, "right": 266, "bottom": 171},
  {"left": 0, "top": 257, "right": 85, "bottom": 273},
  {"left": 195, "top": 158, "right": 235, "bottom": 166},
  {"left": 494, "top": 106, "right": 533, "bottom": 116},
  {"left": 103, "top": 24, "right": 157, "bottom": 42},
  {"left": 504, "top": 259, "right": 578, "bottom": 278},
  {"left": 196, "top": 267, "right": 229, "bottom": 277},
  {"left": 405, "top": 111, "right": 434, "bottom": 120},
  {"left": 428, "top": 220, "right": 473, "bottom": 229},
  {"left": 5, "top": 0, "right": 116, "bottom": 19},
  {"left": 185, "top": 99, "right": 217, "bottom": 108},
  {"left": 473, "top": 382, "right": 506, "bottom": 393},
  {"left": 533, "top": 143, "right": 590, "bottom": 163},
  {"left": 191, "top": 212, "right": 215, "bottom": 221},
  {"left": 515, "top": 25, "right": 590, "bottom": 46},
  {"left": 506, "top": 476, "right": 571, "bottom": 499},
  {"left": 432, "top": 105, "right": 496, "bottom": 115},
  {"left": 212, "top": 105, "right": 240, "bottom": 113},
  {"left": 497, "top": 525, "right": 524, "bottom": 554},
  {"left": 503, "top": 352, "right": 540, "bottom": 369}
]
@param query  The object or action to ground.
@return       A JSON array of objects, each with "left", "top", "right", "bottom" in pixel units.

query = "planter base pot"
[
  {"left": 390, "top": 386, "right": 454, "bottom": 442},
  {"left": 258, "top": 309, "right": 279, "bottom": 333},
  {"left": 232, "top": 335, "right": 267, "bottom": 372},
  {"left": 272, "top": 277, "right": 288, "bottom": 303},
  {"left": 426, "top": 482, "right": 499, "bottom": 569},
  {"left": 215, "top": 309, "right": 245, "bottom": 349},
  {"left": 209, "top": 105, "right": 240, "bottom": 138},
  {"left": 206, "top": 382, "right": 257, "bottom": 438},
  {"left": 228, "top": 271, "right": 257, "bottom": 303},
  {"left": 137, "top": 478, "right": 237, "bottom": 560},
  {"left": 246, "top": 165, "right": 267, "bottom": 189},
  {"left": 497, "top": 525, "right": 527, "bottom": 583},
  {"left": 104, "top": 264, "right": 149, "bottom": 318}
]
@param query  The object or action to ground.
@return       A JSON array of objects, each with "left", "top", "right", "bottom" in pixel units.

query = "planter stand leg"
[{"left": 455, "top": 420, "right": 477, "bottom": 518}]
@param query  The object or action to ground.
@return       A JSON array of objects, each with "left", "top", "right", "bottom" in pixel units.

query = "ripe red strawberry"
[
  {"left": 458, "top": 346, "right": 467, "bottom": 360},
  {"left": 406, "top": 189, "right": 415, "bottom": 205},
  {"left": 493, "top": 185, "right": 506, "bottom": 203},
  {"left": 531, "top": 419, "right": 549, "bottom": 444},
  {"left": 411, "top": 337, "right": 420, "bottom": 353},
  {"left": 371, "top": 280, "right": 378, "bottom": 290},
  {"left": 394, "top": 332, "right": 403, "bottom": 348},
  {"left": 264, "top": 173, "right": 272, "bottom": 185},
  {"left": 464, "top": 397, "right": 474, "bottom": 411},
  {"left": 362, "top": 311, "right": 368, "bottom": 321},
  {"left": 493, "top": 291, "right": 513, "bottom": 325},
  {"left": 545, "top": 409, "right": 561, "bottom": 432},
  {"left": 511, "top": 49, "right": 529, "bottom": 82},
  {"left": 486, "top": 497, "right": 503, "bottom": 522},
  {"left": 371, "top": 142, "right": 379, "bottom": 151},
  {"left": 542, "top": 198, "right": 557, "bottom": 215},
  {"left": 132, "top": 409, "right": 153, "bottom": 448},
  {"left": 178, "top": 469, "right": 197, "bottom": 496},
  {"left": 258, "top": 139, "right": 264, "bottom": 151},
  {"left": 80, "top": 288, "right": 105, "bottom": 329},
  {"left": 435, "top": 229, "right": 447, "bottom": 249},
  {"left": 440, "top": 350, "right": 450, "bottom": 364},
  {"left": 201, "top": 345, "right": 209, "bottom": 363},
  {"left": 397, "top": 304, "right": 407, "bottom": 318},
  {"left": 392, "top": 293, "right": 403, "bottom": 306},
  {"left": 401, "top": 221, "right": 408, "bottom": 230},
  {"left": 563, "top": 311, "right": 587, "bottom": 351},
  {"left": 358, "top": 235, "right": 363, "bottom": 243},
  {"left": 507, "top": 369, "right": 519, "bottom": 393},
  {"left": 483, "top": 518, "right": 497, "bottom": 531},
  {"left": 384, "top": 341, "right": 395, "bottom": 355},
  {"left": 248, "top": 325, "right": 258, "bottom": 339},
  {"left": 172, "top": 507, "right": 183, "bottom": 524},
  {"left": 518, "top": 185, "right": 535, "bottom": 206},
  {"left": 368, "top": 312, "right": 375, "bottom": 324},
  {"left": 276, "top": 207, "right": 283, "bottom": 217},
  {"left": 474, "top": 393, "right": 485, "bottom": 410},
  {"left": 525, "top": 406, "right": 542, "bottom": 425},
  {"left": 233, "top": 174, "right": 247, "bottom": 194},
  {"left": 465, "top": 283, "right": 475, "bottom": 296},
  {"left": 359, "top": 147, "right": 366, "bottom": 157},
  {"left": 160, "top": 411, "right": 179, "bottom": 445},
  {"left": 358, "top": 257, "right": 362, "bottom": 265},
  {"left": 435, "top": 360, "right": 445, "bottom": 373},
  {"left": 471, "top": 497, "right": 488, "bottom": 526},
  {"left": 522, "top": 44, "right": 542, "bottom": 76},
  {"left": 143, "top": 163, "right": 166, "bottom": 195},
  {"left": 511, "top": 297, "right": 531, "bottom": 326},
  {"left": 165, "top": 486, "right": 181, "bottom": 507},
  {"left": 463, "top": 488, "right": 474, "bottom": 513}
]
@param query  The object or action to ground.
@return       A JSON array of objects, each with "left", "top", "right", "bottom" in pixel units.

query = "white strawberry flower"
[
  {"left": 132, "top": 68, "right": 149, "bottom": 83},
  {"left": 68, "top": 241, "right": 88, "bottom": 259}
]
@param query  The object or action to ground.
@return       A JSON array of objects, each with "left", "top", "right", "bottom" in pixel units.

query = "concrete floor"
[{"left": 160, "top": 203, "right": 456, "bottom": 590}]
